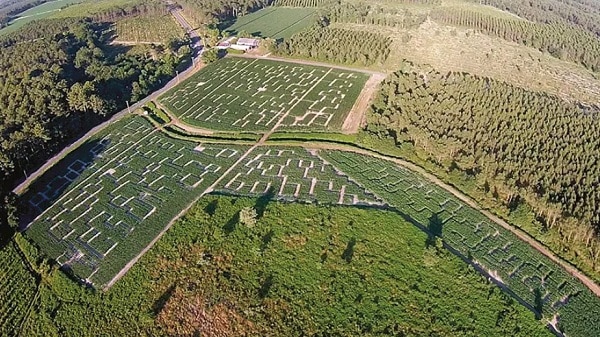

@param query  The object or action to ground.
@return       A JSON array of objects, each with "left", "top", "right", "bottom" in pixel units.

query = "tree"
[
  {"left": 201, "top": 48, "right": 219, "bottom": 64},
  {"left": 239, "top": 207, "right": 257, "bottom": 228}
]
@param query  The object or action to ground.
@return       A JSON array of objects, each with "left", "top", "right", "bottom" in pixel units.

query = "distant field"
[
  {"left": 0, "top": 0, "right": 83, "bottom": 35},
  {"left": 224, "top": 7, "right": 316, "bottom": 40},
  {"left": 22, "top": 115, "right": 247, "bottom": 287},
  {"left": 114, "top": 14, "right": 184, "bottom": 43},
  {"left": 159, "top": 58, "right": 368, "bottom": 132},
  {"left": 50, "top": 0, "right": 142, "bottom": 18}
]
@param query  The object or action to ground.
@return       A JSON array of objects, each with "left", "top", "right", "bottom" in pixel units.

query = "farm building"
[{"left": 237, "top": 38, "right": 260, "bottom": 48}]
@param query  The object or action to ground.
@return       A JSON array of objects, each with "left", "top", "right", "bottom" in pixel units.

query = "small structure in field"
[{"left": 236, "top": 38, "right": 260, "bottom": 48}]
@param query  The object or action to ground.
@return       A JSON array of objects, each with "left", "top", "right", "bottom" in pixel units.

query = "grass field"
[
  {"left": 223, "top": 7, "right": 316, "bottom": 40},
  {"left": 215, "top": 146, "right": 383, "bottom": 206},
  {"left": 319, "top": 150, "right": 600, "bottom": 336},
  {"left": 114, "top": 14, "right": 184, "bottom": 43},
  {"left": 0, "top": 0, "right": 83, "bottom": 35},
  {"left": 159, "top": 58, "right": 368, "bottom": 132},
  {"left": 21, "top": 115, "right": 248, "bottom": 287},
  {"left": 50, "top": 0, "right": 143, "bottom": 18},
  {"left": 1, "top": 196, "right": 552, "bottom": 335}
]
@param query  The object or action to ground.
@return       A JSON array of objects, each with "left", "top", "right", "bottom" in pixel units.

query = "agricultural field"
[
  {"left": 223, "top": 7, "right": 316, "bottom": 40},
  {"left": 159, "top": 57, "right": 368, "bottom": 132},
  {"left": 114, "top": 14, "right": 184, "bottom": 43},
  {"left": 319, "top": 150, "right": 600, "bottom": 336},
  {"left": 0, "top": 240, "right": 39, "bottom": 336},
  {"left": 0, "top": 0, "right": 83, "bottom": 35},
  {"left": 21, "top": 115, "right": 248, "bottom": 287},
  {"left": 216, "top": 147, "right": 383, "bottom": 206}
]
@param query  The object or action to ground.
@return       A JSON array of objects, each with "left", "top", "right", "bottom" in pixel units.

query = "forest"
[
  {"left": 365, "top": 62, "right": 600, "bottom": 277},
  {"left": 429, "top": 8, "right": 600, "bottom": 75},
  {"left": 275, "top": 27, "right": 391, "bottom": 66},
  {"left": 482, "top": 0, "right": 600, "bottom": 37},
  {"left": 0, "top": 18, "right": 189, "bottom": 231}
]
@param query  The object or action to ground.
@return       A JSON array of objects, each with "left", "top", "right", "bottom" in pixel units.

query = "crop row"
[{"left": 0, "top": 241, "right": 38, "bottom": 335}]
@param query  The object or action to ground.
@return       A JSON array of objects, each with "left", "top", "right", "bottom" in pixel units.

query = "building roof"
[{"left": 237, "top": 38, "right": 259, "bottom": 46}]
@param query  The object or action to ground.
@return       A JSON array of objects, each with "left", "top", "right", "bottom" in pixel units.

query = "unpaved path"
[{"left": 342, "top": 73, "right": 386, "bottom": 134}]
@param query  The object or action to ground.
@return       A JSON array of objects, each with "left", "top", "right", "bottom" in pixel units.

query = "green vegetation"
[
  {"left": 223, "top": 7, "right": 317, "bottom": 39},
  {"left": 0, "top": 0, "right": 83, "bottom": 35},
  {"left": 159, "top": 57, "right": 368, "bottom": 132},
  {"left": 365, "top": 62, "right": 600, "bottom": 282},
  {"left": 4, "top": 196, "right": 553, "bottom": 335},
  {"left": 144, "top": 102, "right": 171, "bottom": 125},
  {"left": 276, "top": 27, "right": 392, "bottom": 66},
  {"left": 114, "top": 14, "right": 184, "bottom": 43},
  {"left": 0, "top": 239, "right": 39, "bottom": 336},
  {"left": 22, "top": 116, "right": 247, "bottom": 286},
  {"left": 0, "top": 19, "right": 183, "bottom": 225},
  {"left": 319, "top": 150, "right": 600, "bottom": 337}
]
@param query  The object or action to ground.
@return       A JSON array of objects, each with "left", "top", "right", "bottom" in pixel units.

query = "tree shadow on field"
[
  {"left": 204, "top": 199, "right": 219, "bottom": 216},
  {"left": 223, "top": 212, "right": 239, "bottom": 234},
  {"left": 259, "top": 274, "right": 274, "bottom": 299},
  {"left": 18, "top": 138, "right": 111, "bottom": 230},
  {"left": 425, "top": 212, "right": 444, "bottom": 248},
  {"left": 151, "top": 284, "right": 177, "bottom": 317},
  {"left": 254, "top": 186, "right": 276, "bottom": 219},
  {"left": 341, "top": 237, "right": 357, "bottom": 263}
]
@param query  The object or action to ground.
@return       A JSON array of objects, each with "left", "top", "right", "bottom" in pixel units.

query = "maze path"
[
  {"left": 320, "top": 150, "right": 585, "bottom": 316},
  {"left": 159, "top": 58, "right": 367, "bottom": 132},
  {"left": 24, "top": 116, "right": 246, "bottom": 286},
  {"left": 216, "top": 147, "right": 383, "bottom": 207}
]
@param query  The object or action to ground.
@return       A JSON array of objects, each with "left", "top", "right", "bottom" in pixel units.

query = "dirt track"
[{"left": 342, "top": 73, "right": 386, "bottom": 134}]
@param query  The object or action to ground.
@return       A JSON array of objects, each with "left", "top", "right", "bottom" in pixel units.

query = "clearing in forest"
[
  {"left": 159, "top": 57, "right": 368, "bottom": 133},
  {"left": 222, "top": 7, "right": 316, "bottom": 40},
  {"left": 21, "top": 115, "right": 247, "bottom": 287}
]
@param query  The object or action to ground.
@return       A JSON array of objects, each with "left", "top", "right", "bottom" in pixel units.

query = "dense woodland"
[
  {"left": 366, "top": 63, "right": 600, "bottom": 268},
  {"left": 0, "top": 18, "right": 188, "bottom": 230},
  {"left": 276, "top": 27, "right": 391, "bottom": 66},
  {"left": 430, "top": 8, "right": 600, "bottom": 73}
]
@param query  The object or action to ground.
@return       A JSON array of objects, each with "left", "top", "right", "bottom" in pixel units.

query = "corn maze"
[
  {"left": 159, "top": 58, "right": 367, "bottom": 132},
  {"left": 216, "top": 147, "right": 383, "bottom": 206},
  {"left": 319, "top": 150, "right": 600, "bottom": 327},
  {"left": 23, "top": 116, "right": 247, "bottom": 287}
]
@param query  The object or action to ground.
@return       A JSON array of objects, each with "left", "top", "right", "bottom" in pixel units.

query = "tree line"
[
  {"left": 275, "top": 27, "right": 391, "bottom": 66},
  {"left": 0, "top": 18, "right": 188, "bottom": 229},
  {"left": 430, "top": 8, "right": 600, "bottom": 73},
  {"left": 176, "top": 0, "right": 275, "bottom": 28},
  {"left": 366, "top": 62, "right": 600, "bottom": 272},
  {"left": 481, "top": 0, "right": 600, "bottom": 38},
  {"left": 320, "top": 1, "right": 428, "bottom": 29}
]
